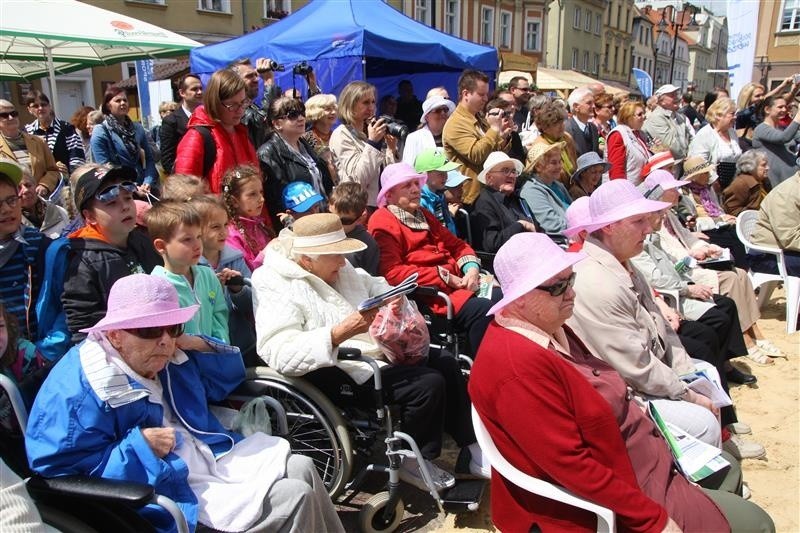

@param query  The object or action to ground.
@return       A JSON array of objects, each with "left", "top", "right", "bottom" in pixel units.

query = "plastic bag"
[
  {"left": 369, "top": 296, "right": 430, "bottom": 365},
  {"left": 231, "top": 397, "right": 273, "bottom": 437}
]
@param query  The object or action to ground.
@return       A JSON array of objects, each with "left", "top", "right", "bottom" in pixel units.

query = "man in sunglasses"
[
  {"left": 508, "top": 76, "right": 534, "bottom": 132},
  {"left": 62, "top": 164, "right": 162, "bottom": 344},
  {"left": 28, "top": 274, "right": 345, "bottom": 533}
]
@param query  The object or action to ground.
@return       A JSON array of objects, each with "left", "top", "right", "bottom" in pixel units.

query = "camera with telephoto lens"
[
  {"left": 375, "top": 115, "right": 409, "bottom": 138},
  {"left": 292, "top": 61, "right": 313, "bottom": 76},
  {"left": 257, "top": 60, "right": 284, "bottom": 73}
]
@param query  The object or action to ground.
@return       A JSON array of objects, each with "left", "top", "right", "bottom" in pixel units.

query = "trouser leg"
[
  {"left": 649, "top": 397, "right": 722, "bottom": 447},
  {"left": 706, "top": 227, "right": 750, "bottom": 270},
  {"left": 453, "top": 288, "right": 502, "bottom": 354},
  {"left": 707, "top": 295, "right": 747, "bottom": 358},
  {"left": 702, "top": 489, "right": 775, "bottom": 533},
  {"left": 717, "top": 269, "right": 760, "bottom": 332},
  {"left": 426, "top": 347, "right": 475, "bottom": 448}
]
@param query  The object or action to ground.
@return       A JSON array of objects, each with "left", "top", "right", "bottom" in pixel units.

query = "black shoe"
[{"left": 726, "top": 367, "right": 757, "bottom": 385}]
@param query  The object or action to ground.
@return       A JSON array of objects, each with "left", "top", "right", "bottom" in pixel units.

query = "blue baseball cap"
[{"left": 283, "top": 181, "right": 324, "bottom": 213}]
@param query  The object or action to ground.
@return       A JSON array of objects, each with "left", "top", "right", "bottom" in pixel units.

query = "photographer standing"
[{"left": 330, "top": 81, "right": 399, "bottom": 210}]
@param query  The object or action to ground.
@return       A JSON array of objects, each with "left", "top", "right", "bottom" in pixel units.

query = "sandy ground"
[{"left": 339, "top": 288, "right": 799, "bottom": 532}]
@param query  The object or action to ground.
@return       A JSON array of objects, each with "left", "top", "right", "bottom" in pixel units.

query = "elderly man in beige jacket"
[{"left": 567, "top": 179, "right": 723, "bottom": 448}]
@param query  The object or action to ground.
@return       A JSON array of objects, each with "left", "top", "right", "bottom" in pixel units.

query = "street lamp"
[{"left": 657, "top": 4, "right": 699, "bottom": 84}]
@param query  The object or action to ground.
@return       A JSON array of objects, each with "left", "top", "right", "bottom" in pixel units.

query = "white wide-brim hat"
[{"left": 477, "top": 152, "right": 524, "bottom": 184}]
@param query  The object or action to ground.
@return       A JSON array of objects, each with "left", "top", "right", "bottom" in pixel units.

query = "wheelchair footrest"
[{"left": 439, "top": 479, "right": 486, "bottom": 513}]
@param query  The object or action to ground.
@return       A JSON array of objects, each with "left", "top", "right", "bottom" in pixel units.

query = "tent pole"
[
  {"left": 361, "top": 56, "right": 366, "bottom": 81},
  {"left": 45, "top": 45, "right": 59, "bottom": 117}
]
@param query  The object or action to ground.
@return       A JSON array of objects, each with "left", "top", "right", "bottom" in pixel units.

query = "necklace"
[{"left": 312, "top": 126, "right": 331, "bottom": 145}]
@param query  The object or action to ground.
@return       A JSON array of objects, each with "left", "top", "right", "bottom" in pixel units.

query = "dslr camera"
[
  {"left": 375, "top": 115, "right": 409, "bottom": 138},
  {"left": 292, "top": 61, "right": 313, "bottom": 76},
  {"left": 257, "top": 60, "right": 285, "bottom": 73}
]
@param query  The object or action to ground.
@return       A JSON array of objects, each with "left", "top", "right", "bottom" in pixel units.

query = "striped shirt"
[{"left": 25, "top": 117, "right": 85, "bottom": 172}]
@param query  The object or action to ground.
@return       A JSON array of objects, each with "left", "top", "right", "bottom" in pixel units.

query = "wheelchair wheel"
[
  {"left": 358, "top": 492, "right": 404, "bottom": 533},
  {"left": 238, "top": 369, "right": 353, "bottom": 499}
]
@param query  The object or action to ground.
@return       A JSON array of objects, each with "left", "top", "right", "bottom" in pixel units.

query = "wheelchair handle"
[{"left": 337, "top": 348, "right": 385, "bottom": 418}]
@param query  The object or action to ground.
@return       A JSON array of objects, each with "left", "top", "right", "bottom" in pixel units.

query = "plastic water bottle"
[{"left": 674, "top": 256, "right": 696, "bottom": 274}]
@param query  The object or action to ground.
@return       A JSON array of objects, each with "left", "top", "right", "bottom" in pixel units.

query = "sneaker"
[
  {"left": 456, "top": 446, "right": 491, "bottom": 479},
  {"left": 399, "top": 457, "right": 456, "bottom": 492},
  {"left": 745, "top": 346, "right": 774, "bottom": 366},
  {"left": 742, "top": 482, "right": 751, "bottom": 500},
  {"left": 756, "top": 339, "right": 783, "bottom": 358},
  {"left": 723, "top": 434, "right": 766, "bottom": 460},
  {"left": 727, "top": 422, "right": 752, "bottom": 435}
]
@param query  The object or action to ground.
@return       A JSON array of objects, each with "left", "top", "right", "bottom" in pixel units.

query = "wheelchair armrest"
[
  {"left": 336, "top": 347, "right": 363, "bottom": 360},
  {"left": 411, "top": 285, "right": 441, "bottom": 297},
  {"left": 26, "top": 474, "right": 155, "bottom": 508}
]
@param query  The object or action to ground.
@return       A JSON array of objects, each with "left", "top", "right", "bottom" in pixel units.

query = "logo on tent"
[{"left": 111, "top": 21, "right": 135, "bottom": 31}]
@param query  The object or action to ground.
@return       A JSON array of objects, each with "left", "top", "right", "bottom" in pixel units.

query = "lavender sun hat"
[
  {"left": 586, "top": 179, "right": 671, "bottom": 232},
  {"left": 487, "top": 233, "right": 586, "bottom": 316},
  {"left": 563, "top": 196, "right": 592, "bottom": 238},
  {"left": 80, "top": 274, "right": 199, "bottom": 333},
  {"left": 639, "top": 169, "right": 690, "bottom": 199},
  {"left": 376, "top": 163, "right": 427, "bottom": 208}
]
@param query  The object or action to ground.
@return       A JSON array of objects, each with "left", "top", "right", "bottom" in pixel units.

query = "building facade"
[
  {"left": 601, "top": 0, "right": 635, "bottom": 88},
  {"left": 545, "top": 0, "right": 607, "bottom": 78},
  {"left": 754, "top": 0, "right": 800, "bottom": 90},
  {"left": 632, "top": 6, "right": 655, "bottom": 80}
]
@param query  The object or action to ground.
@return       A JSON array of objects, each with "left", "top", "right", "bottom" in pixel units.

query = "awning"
[{"left": 535, "top": 67, "right": 630, "bottom": 96}]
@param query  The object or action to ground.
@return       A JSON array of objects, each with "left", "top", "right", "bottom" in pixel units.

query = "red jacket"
[
  {"left": 368, "top": 207, "right": 479, "bottom": 315},
  {"left": 470, "top": 322, "right": 729, "bottom": 533},
  {"left": 174, "top": 105, "right": 259, "bottom": 194}
]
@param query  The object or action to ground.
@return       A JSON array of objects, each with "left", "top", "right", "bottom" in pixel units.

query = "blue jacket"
[
  {"left": 90, "top": 120, "right": 158, "bottom": 186},
  {"left": 420, "top": 185, "right": 457, "bottom": 235},
  {"left": 26, "top": 336, "right": 246, "bottom": 533}
]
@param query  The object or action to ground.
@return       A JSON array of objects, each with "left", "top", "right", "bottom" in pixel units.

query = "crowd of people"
[{"left": 1, "top": 59, "right": 798, "bottom": 532}]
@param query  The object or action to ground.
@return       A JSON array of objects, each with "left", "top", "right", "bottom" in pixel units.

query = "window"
[
  {"left": 594, "top": 53, "right": 601, "bottom": 74},
  {"left": 481, "top": 7, "right": 495, "bottom": 45},
  {"left": 414, "top": 0, "right": 431, "bottom": 26},
  {"left": 780, "top": 0, "right": 800, "bottom": 31},
  {"left": 645, "top": 27, "right": 650, "bottom": 46},
  {"left": 595, "top": 13, "right": 602, "bottom": 34},
  {"left": 625, "top": 7, "right": 630, "bottom": 32},
  {"left": 263, "top": 0, "right": 289, "bottom": 18},
  {"left": 585, "top": 10, "right": 593, "bottom": 32},
  {"left": 604, "top": 43, "right": 610, "bottom": 69},
  {"left": 198, "top": 0, "right": 229, "bottom": 12},
  {"left": 574, "top": 6, "right": 582, "bottom": 29},
  {"left": 583, "top": 51, "right": 590, "bottom": 72},
  {"left": 616, "top": 4, "right": 621, "bottom": 29},
  {"left": 500, "top": 11, "right": 512, "bottom": 48},
  {"left": 445, "top": 0, "right": 460, "bottom": 36},
  {"left": 614, "top": 45, "right": 619, "bottom": 73},
  {"left": 525, "top": 18, "right": 541, "bottom": 51},
  {"left": 572, "top": 48, "right": 579, "bottom": 69}
]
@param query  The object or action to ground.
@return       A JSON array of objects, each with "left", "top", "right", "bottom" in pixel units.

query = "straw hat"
[
  {"left": 81, "top": 274, "right": 199, "bottom": 333},
  {"left": 291, "top": 213, "right": 367, "bottom": 255},
  {"left": 641, "top": 151, "right": 682, "bottom": 178},
  {"left": 376, "top": 163, "right": 427, "bottom": 207},
  {"left": 487, "top": 232, "right": 586, "bottom": 316},
  {"left": 525, "top": 142, "right": 565, "bottom": 173},
  {"left": 588, "top": 179, "right": 671, "bottom": 231},
  {"left": 682, "top": 155, "right": 715, "bottom": 181},
  {"left": 476, "top": 151, "right": 524, "bottom": 184}
]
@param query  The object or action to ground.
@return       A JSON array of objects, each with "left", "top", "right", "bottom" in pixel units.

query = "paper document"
[
  {"left": 681, "top": 371, "right": 732, "bottom": 408},
  {"left": 697, "top": 248, "right": 731, "bottom": 265},
  {"left": 477, "top": 273, "right": 495, "bottom": 299},
  {"left": 358, "top": 273, "right": 418, "bottom": 312}
]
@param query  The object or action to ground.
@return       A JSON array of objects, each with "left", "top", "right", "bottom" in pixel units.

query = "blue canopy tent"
[{"left": 190, "top": 0, "right": 498, "bottom": 105}]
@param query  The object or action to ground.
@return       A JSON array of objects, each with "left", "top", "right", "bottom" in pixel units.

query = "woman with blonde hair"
[
  {"left": 530, "top": 101, "right": 577, "bottom": 186},
  {"left": 606, "top": 100, "right": 652, "bottom": 184},
  {"left": 302, "top": 93, "right": 339, "bottom": 183},
  {"left": 329, "top": 81, "right": 398, "bottom": 209},
  {"left": 688, "top": 97, "right": 741, "bottom": 189}
]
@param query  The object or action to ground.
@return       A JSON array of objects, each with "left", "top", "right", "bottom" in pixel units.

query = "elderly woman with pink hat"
[
  {"left": 401, "top": 95, "right": 456, "bottom": 167},
  {"left": 369, "top": 163, "right": 502, "bottom": 351},
  {"left": 26, "top": 274, "right": 344, "bottom": 533},
  {"left": 470, "top": 232, "right": 774, "bottom": 533},
  {"left": 470, "top": 151, "right": 538, "bottom": 254}
]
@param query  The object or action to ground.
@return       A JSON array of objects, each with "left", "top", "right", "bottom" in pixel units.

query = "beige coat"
[
  {"left": 329, "top": 124, "right": 396, "bottom": 207},
  {"left": 567, "top": 237, "right": 695, "bottom": 400},
  {"left": 0, "top": 131, "right": 61, "bottom": 192},
  {"left": 751, "top": 171, "right": 800, "bottom": 252}
]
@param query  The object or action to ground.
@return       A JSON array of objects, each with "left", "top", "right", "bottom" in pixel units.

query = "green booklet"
[{"left": 648, "top": 402, "right": 730, "bottom": 482}]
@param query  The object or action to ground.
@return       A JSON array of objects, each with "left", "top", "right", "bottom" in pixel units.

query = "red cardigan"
[
  {"left": 174, "top": 105, "right": 259, "bottom": 194},
  {"left": 368, "top": 207, "right": 478, "bottom": 315},
  {"left": 469, "top": 322, "right": 729, "bottom": 533}
]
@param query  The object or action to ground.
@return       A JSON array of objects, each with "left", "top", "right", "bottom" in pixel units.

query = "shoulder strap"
[{"left": 193, "top": 125, "right": 216, "bottom": 178}]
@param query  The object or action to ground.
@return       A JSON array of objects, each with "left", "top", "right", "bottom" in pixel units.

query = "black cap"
[{"left": 74, "top": 166, "right": 137, "bottom": 211}]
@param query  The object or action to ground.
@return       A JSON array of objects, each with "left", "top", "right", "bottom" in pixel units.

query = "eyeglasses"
[
  {"left": 276, "top": 109, "right": 305, "bottom": 121},
  {"left": 430, "top": 107, "right": 450, "bottom": 115},
  {"left": 0, "top": 194, "right": 19, "bottom": 209},
  {"left": 486, "top": 110, "right": 507, "bottom": 118},
  {"left": 537, "top": 272, "right": 576, "bottom": 297},
  {"left": 222, "top": 98, "right": 252, "bottom": 112},
  {"left": 634, "top": 112, "right": 646, "bottom": 117},
  {"left": 599, "top": 105, "right": 615, "bottom": 110},
  {"left": 0, "top": 110, "right": 19, "bottom": 119},
  {"left": 124, "top": 324, "right": 184, "bottom": 340},
  {"left": 95, "top": 181, "right": 137, "bottom": 203},
  {"left": 28, "top": 102, "right": 49, "bottom": 109},
  {"left": 489, "top": 167, "right": 519, "bottom": 176},
  {"left": 513, "top": 87, "right": 531, "bottom": 92}
]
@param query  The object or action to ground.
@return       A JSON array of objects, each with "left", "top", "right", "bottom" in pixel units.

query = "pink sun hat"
[
  {"left": 376, "top": 163, "right": 427, "bottom": 208},
  {"left": 81, "top": 274, "right": 199, "bottom": 333},
  {"left": 487, "top": 233, "right": 586, "bottom": 316},
  {"left": 563, "top": 196, "right": 592, "bottom": 238},
  {"left": 639, "top": 169, "right": 690, "bottom": 199},
  {"left": 587, "top": 179, "right": 671, "bottom": 232}
]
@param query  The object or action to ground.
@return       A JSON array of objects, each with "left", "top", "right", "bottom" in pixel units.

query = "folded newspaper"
[
  {"left": 358, "top": 273, "right": 419, "bottom": 312},
  {"left": 648, "top": 403, "right": 729, "bottom": 482},
  {"left": 697, "top": 248, "right": 731, "bottom": 265},
  {"left": 681, "top": 370, "right": 732, "bottom": 408}
]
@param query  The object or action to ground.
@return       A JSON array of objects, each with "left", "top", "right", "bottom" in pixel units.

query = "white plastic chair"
[
  {"left": 471, "top": 407, "right": 616, "bottom": 533},
  {"left": 736, "top": 210, "right": 799, "bottom": 334}
]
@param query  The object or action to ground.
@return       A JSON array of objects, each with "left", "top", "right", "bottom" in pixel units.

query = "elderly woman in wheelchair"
[
  {"left": 25, "top": 274, "right": 343, "bottom": 533},
  {"left": 252, "top": 213, "right": 490, "bottom": 497}
]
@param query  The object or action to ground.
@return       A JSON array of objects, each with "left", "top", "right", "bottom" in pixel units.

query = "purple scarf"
[{"left": 686, "top": 182, "right": 723, "bottom": 217}]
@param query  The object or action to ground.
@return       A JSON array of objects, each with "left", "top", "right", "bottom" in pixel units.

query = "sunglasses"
[
  {"left": 95, "top": 181, "right": 137, "bottom": 203},
  {"left": 0, "top": 194, "right": 19, "bottom": 208},
  {"left": 338, "top": 213, "right": 361, "bottom": 225},
  {"left": 430, "top": 106, "right": 450, "bottom": 115},
  {"left": 537, "top": 272, "right": 576, "bottom": 297},
  {"left": 276, "top": 109, "right": 305, "bottom": 121},
  {"left": 124, "top": 324, "right": 184, "bottom": 340},
  {"left": 486, "top": 110, "right": 507, "bottom": 118},
  {"left": 222, "top": 98, "right": 252, "bottom": 112},
  {"left": 0, "top": 110, "right": 19, "bottom": 119},
  {"left": 514, "top": 87, "right": 531, "bottom": 92},
  {"left": 489, "top": 167, "right": 519, "bottom": 176}
]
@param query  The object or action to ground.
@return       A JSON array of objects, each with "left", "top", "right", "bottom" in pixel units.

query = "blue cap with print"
[{"left": 283, "top": 181, "right": 324, "bottom": 213}]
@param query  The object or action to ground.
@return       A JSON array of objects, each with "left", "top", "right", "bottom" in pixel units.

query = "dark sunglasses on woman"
[{"left": 124, "top": 324, "right": 184, "bottom": 340}]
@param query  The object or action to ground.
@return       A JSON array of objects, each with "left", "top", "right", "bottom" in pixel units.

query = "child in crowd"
[
  {"left": 193, "top": 195, "right": 256, "bottom": 362},
  {"left": 328, "top": 182, "right": 380, "bottom": 276},
  {"left": 62, "top": 164, "right": 162, "bottom": 343},
  {"left": 413, "top": 148, "right": 460, "bottom": 234},
  {"left": 17, "top": 164, "right": 69, "bottom": 239},
  {"left": 0, "top": 160, "right": 49, "bottom": 343},
  {"left": 280, "top": 181, "right": 324, "bottom": 230},
  {"left": 146, "top": 200, "right": 230, "bottom": 342},
  {"left": 161, "top": 173, "right": 207, "bottom": 201},
  {"left": 222, "top": 165, "right": 274, "bottom": 271},
  {"left": 0, "top": 302, "right": 46, "bottom": 390}
]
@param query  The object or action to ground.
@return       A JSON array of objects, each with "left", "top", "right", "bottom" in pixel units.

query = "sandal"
[
  {"left": 746, "top": 346, "right": 774, "bottom": 366},
  {"left": 756, "top": 339, "right": 783, "bottom": 358}
]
